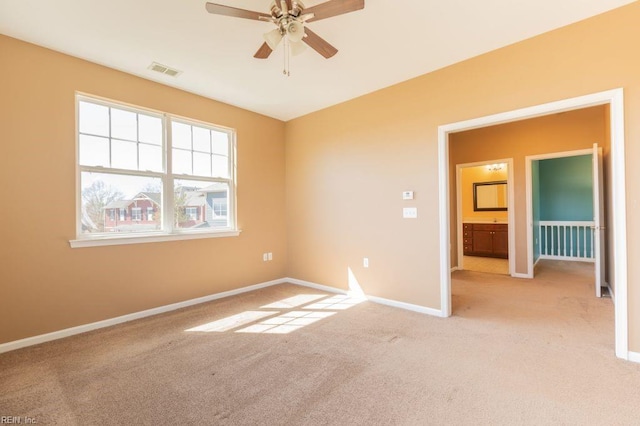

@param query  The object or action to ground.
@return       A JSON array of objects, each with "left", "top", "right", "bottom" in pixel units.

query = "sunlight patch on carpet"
[
  {"left": 235, "top": 311, "right": 336, "bottom": 334},
  {"left": 185, "top": 311, "right": 277, "bottom": 332},
  {"left": 304, "top": 294, "right": 366, "bottom": 310},
  {"left": 260, "top": 294, "right": 328, "bottom": 309},
  {"left": 185, "top": 292, "right": 365, "bottom": 335}
]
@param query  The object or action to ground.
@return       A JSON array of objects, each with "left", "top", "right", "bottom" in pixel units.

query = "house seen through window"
[{"left": 77, "top": 95, "right": 235, "bottom": 239}]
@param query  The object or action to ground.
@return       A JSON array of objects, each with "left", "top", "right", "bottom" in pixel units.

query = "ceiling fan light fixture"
[
  {"left": 289, "top": 40, "right": 307, "bottom": 56},
  {"left": 286, "top": 21, "right": 305, "bottom": 42},
  {"left": 264, "top": 28, "right": 283, "bottom": 50}
]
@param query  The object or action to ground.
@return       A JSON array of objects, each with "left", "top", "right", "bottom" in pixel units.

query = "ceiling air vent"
[{"left": 148, "top": 62, "right": 182, "bottom": 77}]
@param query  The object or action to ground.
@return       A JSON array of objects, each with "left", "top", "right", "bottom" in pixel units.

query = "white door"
[{"left": 592, "top": 143, "right": 605, "bottom": 297}]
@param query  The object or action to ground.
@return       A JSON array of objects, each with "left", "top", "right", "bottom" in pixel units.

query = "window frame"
[
  {"left": 71, "top": 93, "right": 239, "bottom": 248},
  {"left": 131, "top": 207, "right": 142, "bottom": 221},
  {"left": 185, "top": 206, "right": 198, "bottom": 221}
]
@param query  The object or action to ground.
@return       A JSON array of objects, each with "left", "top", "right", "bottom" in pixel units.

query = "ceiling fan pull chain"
[
  {"left": 283, "top": 37, "right": 291, "bottom": 77},
  {"left": 283, "top": 38, "right": 287, "bottom": 75}
]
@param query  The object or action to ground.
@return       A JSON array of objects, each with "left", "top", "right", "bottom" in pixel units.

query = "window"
[
  {"left": 185, "top": 207, "right": 198, "bottom": 221},
  {"left": 213, "top": 199, "right": 227, "bottom": 217},
  {"left": 131, "top": 207, "right": 142, "bottom": 221},
  {"left": 75, "top": 95, "right": 237, "bottom": 246}
]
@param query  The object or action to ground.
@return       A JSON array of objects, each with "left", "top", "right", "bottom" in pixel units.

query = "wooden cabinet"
[{"left": 463, "top": 223, "right": 508, "bottom": 259}]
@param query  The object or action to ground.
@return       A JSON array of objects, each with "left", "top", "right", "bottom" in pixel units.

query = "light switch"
[{"left": 403, "top": 207, "right": 418, "bottom": 218}]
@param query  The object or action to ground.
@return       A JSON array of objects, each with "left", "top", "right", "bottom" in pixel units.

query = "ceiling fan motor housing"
[{"left": 270, "top": 1, "right": 307, "bottom": 37}]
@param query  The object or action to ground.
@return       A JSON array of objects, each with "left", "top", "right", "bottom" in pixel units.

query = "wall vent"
[{"left": 148, "top": 62, "right": 182, "bottom": 77}]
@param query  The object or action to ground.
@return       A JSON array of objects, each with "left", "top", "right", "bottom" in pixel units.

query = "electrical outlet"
[
  {"left": 268, "top": 252, "right": 273, "bottom": 261},
  {"left": 263, "top": 253, "right": 268, "bottom": 261},
  {"left": 363, "top": 258, "right": 369, "bottom": 268}
]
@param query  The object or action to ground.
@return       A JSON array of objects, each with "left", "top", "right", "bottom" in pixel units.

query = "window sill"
[{"left": 69, "top": 230, "right": 241, "bottom": 248}]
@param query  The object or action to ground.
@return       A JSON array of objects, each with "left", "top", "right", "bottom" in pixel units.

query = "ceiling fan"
[{"left": 205, "top": 0, "right": 365, "bottom": 59}]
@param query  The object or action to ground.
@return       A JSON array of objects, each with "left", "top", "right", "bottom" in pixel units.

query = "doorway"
[
  {"left": 526, "top": 146, "right": 606, "bottom": 298},
  {"left": 456, "top": 160, "right": 514, "bottom": 276},
  {"left": 437, "top": 89, "right": 629, "bottom": 360}
]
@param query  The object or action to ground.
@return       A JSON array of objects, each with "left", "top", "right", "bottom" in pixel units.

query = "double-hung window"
[{"left": 73, "top": 94, "right": 237, "bottom": 247}]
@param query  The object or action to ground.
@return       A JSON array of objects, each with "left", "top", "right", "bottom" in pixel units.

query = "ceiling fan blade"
[
  {"left": 304, "top": 0, "right": 364, "bottom": 23},
  {"left": 254, "top": 42, "right": 273, "bottom": 59},
  {"left": 302, "top": 27, "right": 338, "bottom": 58},
  {"left": 283, "top": 0, "right": 293, "bottom": 11},
  {"left": 205, "top": 3, "right": 272, "bottom": 21}
]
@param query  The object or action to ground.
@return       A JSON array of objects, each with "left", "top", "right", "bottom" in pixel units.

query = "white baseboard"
[
  {"left": 285, "top": 277, "right": 443, "bottom": 317},
  {"left": 0, "top": 278, "right": 287, "bottom": 354},
  {"left": 607, "top": 282, "right": 615, "bottom": 303},
  {"left": 628, "top": 351, "right": 640, "bottom": 363},
  {"left": 284, "top": 277, "right": 349, "bottom": 295},
  {"left": 450, "top": 266, "right": 460, "bottom": 273},
  {"left": 366, "top": 294, "right": 444, "bottom": 317},
  {"left": 512, "top": 272, "right": 532, "bottom": 279}
]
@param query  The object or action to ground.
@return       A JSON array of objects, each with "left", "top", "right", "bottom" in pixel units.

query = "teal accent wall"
[
  {"left": 539, "top": 155, "right": 593, "bottom": 221},
  {"left": 532, "top": 160, "right": 541, "bottom": 262}
]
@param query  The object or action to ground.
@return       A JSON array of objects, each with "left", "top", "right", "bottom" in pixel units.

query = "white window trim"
[
  {"left": 70, "top": 230, "right": 241, "bottom": 248},
  {"left": 71, "top": 93, "right": 239, "bottom": 248}
]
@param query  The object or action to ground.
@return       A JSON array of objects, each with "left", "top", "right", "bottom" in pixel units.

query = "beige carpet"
[{"left": 2, "top": 260, "right": 639, "bottom": 425}]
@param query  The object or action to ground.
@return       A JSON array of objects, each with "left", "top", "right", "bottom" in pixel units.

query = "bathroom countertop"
[{"left": 462, "top": 220, "right": 508, "bottom": 224}]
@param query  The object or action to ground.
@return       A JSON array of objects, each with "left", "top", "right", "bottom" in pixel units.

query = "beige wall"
[
  {"left": 460, "top": 166, "right": 509, "bottom": 223},
  {"left": 449, "top": 106, "right": 607, "bottom": 273},
  {"left": 0, "top": 35, "right": 287, "bottom": 344},
  {"left": 285, "top": 3, "right": 640, "bottom": 351}
]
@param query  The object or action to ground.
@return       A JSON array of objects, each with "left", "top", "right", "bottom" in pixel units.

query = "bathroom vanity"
[{"left": 463, "top": 223, "right": 508, "bottom": 258}]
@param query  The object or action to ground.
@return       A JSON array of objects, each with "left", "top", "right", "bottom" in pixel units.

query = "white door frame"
[
  {"left": 455, "top": 159, "right": 515, "bottom": 276},
  {"left": 437, "top": 88, "right": 628, "bottom": 360},
  {"left": 524, "top": 148, "right": 593, "bottom": 279}
]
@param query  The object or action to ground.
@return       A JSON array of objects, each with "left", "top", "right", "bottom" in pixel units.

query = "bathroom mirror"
[{"left": 473, "top": 181, "right": 508, "bottom": 211}]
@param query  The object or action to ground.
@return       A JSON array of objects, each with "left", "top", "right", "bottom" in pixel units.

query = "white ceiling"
[{"left": 0, "top": 0, "right": 635, "bottom": 121}]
